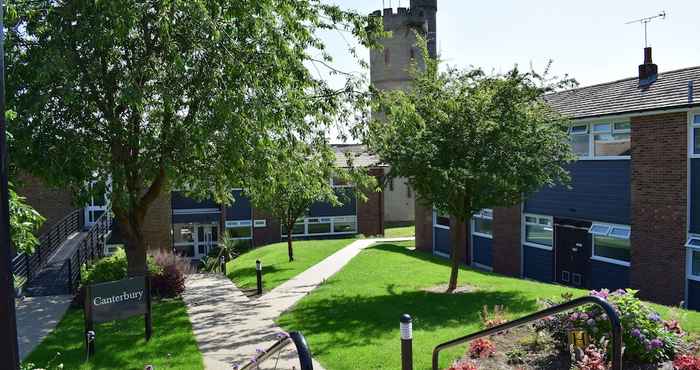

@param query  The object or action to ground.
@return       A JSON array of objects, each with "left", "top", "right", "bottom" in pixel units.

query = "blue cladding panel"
[
  {"left": 172, "top": 213, "right": 220, "bottom": 224},
  {"left": 590, "top": 260, "right": 629, "bottom": 291},
  {"left": 172, "top": 191, "right": 218, "bottom": 210},
  {"left": 690, "top": 159, "right": 700, "bottom": 233},
  {"left": 225, "top": 189, "right": 252, "bottom": 221},
  {"left": 434, "top": 227, "right": 450, "bottom": 256},
  {"left": 688, "top": 280, "right": 700, "bottom": 311},
  {"left": 524, "top": 160, "right": 630, "bottom": 224},
  {"left": 523, "top": 245, "right": 553, "bottom": 282},
  {"left": 308, "top": 188, "right": 356, "bottom": 217},
  {"left": 472, "top": 236, "right": 493, "bottom": 267}
]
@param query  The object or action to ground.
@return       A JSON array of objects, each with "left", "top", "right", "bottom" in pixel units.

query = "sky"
[{"left": 317, "top": 0, "right": 700, "bottom": 142}]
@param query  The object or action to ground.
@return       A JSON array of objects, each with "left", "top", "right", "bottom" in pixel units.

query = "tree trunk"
[
  {"left": 287, "top": 221, "right": 294, "bottom": 262},
  {"left": 447, "top": 215, "right": 467, "bottom": 292},
  {"left": 118, "top": 214, "right": 149, "bottom": 276}
]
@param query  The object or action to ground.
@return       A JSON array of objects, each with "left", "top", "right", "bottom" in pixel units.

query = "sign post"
[{"left": 84, "top": 275, "right": 152, "bottom": 359}]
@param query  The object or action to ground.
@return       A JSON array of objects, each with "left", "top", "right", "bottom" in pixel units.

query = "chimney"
[{"left": 638, "top": 47, "right": 658, "bottom": 87}]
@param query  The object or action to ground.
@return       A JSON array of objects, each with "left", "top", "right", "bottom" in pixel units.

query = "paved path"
[
  {"left": 15, "top": 295, "right": 73, "bottom": 360},
  {"left": 183, "top": 237, "right": 413, "bottom": 370}
]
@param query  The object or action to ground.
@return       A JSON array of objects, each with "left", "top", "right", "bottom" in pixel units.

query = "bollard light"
[
  {"left": 400, "top": 314, "right": 412, "bottom": 340},
  {"left": 400, "top": 314, "right": 413, "bottom": 370},
  {"left": 256, "top": 260, "right": 262, "bottom": 271},
  {"left": 255, "top": 260, "right": 263, "bottom": 295}
]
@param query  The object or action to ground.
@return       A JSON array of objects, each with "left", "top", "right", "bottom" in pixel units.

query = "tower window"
[
  {"left": 410, "top": 48, "right": 415, "bottom": 60},
  {"left": 384, "top": 49, "right": 390, "bottom": 65}
]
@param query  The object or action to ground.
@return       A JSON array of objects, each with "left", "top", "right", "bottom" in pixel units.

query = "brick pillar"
[
  {"left": 492, "top": 205, "right": 522, "bottom": 277},
  {"left": 358, "top": 168, "right": 385, "bottom": 236},
  {"left": 414, "top": 197, "right": 433, "bottom": 252},
  {"left": 142, "top": 190, "right": 173, "bottom": 252},
  {"left": 630, "top": 112, "right": 687, "bottom": 305},
  {"left": 252, "top": 208, "right": 281, "bottom": 247}
]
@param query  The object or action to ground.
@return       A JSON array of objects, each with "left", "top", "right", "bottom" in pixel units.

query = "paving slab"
[{"left": 15, "top": 295, "right": 73, "bottom": 361}]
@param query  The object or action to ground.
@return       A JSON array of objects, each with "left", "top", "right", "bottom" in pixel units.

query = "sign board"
[
  {"left": 567, "top": 329, "right": 590, "bottom": 350},
  {"left": 88, "top": 276, "right": 148, "bottom": 323},
  {"left": 84, "top": 275, "right": 152, "bottom": 358}
]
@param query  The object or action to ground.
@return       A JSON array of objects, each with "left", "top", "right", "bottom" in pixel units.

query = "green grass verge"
[
  {"left": 23, "top": 298, "right": 203, "bottom": 370},
  {"left": 384, "top": 222, "right": 415, "bottom": 238},
  {"left": 278, "top": 241, "right": 700, "bottom": 370},
  {"left": 227, "top": 238, "right": 356, "bottom": 292}
]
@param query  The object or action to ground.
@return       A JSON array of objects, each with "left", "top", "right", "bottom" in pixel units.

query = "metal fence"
[{"left": 62, "top": 211, "right": 111, "bottom": 294}]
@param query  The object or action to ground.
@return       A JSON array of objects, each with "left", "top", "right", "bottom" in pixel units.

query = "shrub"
[
  {"left": 572, "top": 342, "right": 610, "bottom": 370},
  {"left": 150, "top": 249, "right": 193, "bottom": 298},
  {"left": 468, "top": 338, "right": 495, "bottom": 359},
  {"left": 480, "top": 305, "right": 507, "bottom": 329},
  {"left": 81, "top": 249, "right": 161, "bottom": 286},
  {"left": 673, "top": 354, "right": 700, "bottom": 370},
  {"left": 505, "top": 347, "right": 526, "bottom": 364},
  {"left": 446, "top": 360, "right": 478, "bottom": 370}
]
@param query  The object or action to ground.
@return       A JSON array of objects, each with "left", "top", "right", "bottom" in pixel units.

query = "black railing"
[
  {"left": 62, "top": 211, "right": 111, "bottom": 294},
  {"left": 11, "top": 209, "right": 81, "bottom": 289},
  {"left": 237, "top": 332, "right": 313, "bottom": 370},
  {"left": 431, "top": 296, "right": 622, "bottom": 370}
]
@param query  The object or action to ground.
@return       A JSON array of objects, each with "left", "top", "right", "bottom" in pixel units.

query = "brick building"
[{"left": 416, "top": 48, "right": 700, "bottom": 308}]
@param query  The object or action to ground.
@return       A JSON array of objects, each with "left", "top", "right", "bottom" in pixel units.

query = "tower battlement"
[{"left": 370, "top": 8, "right": 427, "bottom": 32}]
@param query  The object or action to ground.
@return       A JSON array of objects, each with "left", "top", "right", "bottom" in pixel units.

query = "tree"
[
  {"left": 9, "top": 184, "right": 45, "bottom": 255},
  {"left": 365, "top": 43, "right": 577, "bottom": 292},
  {"left": 6, "top": 1, "right": 381, "bottom": 275}
]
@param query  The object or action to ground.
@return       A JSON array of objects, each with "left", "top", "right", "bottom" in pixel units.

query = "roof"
[
  {"left": 545, "top": 66, "right": 700, "bottom": 119},
  {"left": 331, "top": 144, "right": 383, "bottom": 168}
]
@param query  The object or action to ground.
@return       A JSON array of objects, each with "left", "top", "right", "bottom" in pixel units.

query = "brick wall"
[
  {"left": 16, "top": 174, "right": 76, "bottom": 235},
  {"left": 630, "top": 112, "right": 687, "bottom": 305},
  {"left": 414, "top": 197, "right": 433, "bottom": 252},
  {"left": 492, "top": 205, "right": 522, "bottom": 277},
  {"left": 358, "top": 168, "right": 385, "bottom": 236},
  {"left": 252, "top": 208, "right": 281, "bottom": 247},
  {"left": 142, "top": 190, "right": 172, "bottom": 252}
]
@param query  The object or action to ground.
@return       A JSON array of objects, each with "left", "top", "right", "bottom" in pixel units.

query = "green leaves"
[
  {"left": 366, "top": 40, "right": 577, "bottom": 222},
  {"left": 9, "top": 183, "right": 45, "bottom": 255}
]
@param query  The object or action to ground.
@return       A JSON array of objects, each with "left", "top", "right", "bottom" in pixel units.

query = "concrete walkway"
[
  {"left": 15, "top": 295, "right": 73, "bottom": 360},
  {"left": 183, "top": 237, "right": 413, "bottom": 370}
]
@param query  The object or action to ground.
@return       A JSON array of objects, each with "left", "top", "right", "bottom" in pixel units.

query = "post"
[
  {"left": 256, "top": 260, "right": 263, "bottom": 295},
  {"left": 0, "top": 0, "right": 20, "bottom": 366},
  {"left": 144, "top": 274, "right": 152, "bottom": 341},
  {"left": 84, "top": 286, "right": 95, "bottom": 358},
  {"left": 220, "top": 255, "right": 227, "bottom": 275},
  {"left": 66, "top": 259, "right": 73, "bottom": 294},
  {"left": 400, "top": 314, "right": 413, "bottom": 370}
]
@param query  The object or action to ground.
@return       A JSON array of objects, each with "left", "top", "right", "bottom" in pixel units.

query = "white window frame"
[
  {"left": 523, "top": 214, "right": 553, "bottom": 250},
  {"left": 568, "top": 120, "right": 631, "bottom": 160},
  {"left": 471, "top": 209, "right": 493, "bottom": 239},
  {"left": 690, "top": 112, "right": 700, "bottom": 158},
  {"left": 589, "top": 222, "right": 631, "bottom": 267},
  {"left": 253, "top": 219, "right": 267, "bottom": 228},
  {"left": 281, "top": 215, "right": 357, "bottom": 238},
  {"left": 225, "top": 220, "right": 253, "bottom": 240},
  {"left": 432, "top": 210, "right": 450, "bottom": 230},
  {"left": 686, "top": 234, "right": 700, "bottom": 282}
]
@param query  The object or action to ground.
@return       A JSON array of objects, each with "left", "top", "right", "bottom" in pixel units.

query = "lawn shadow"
[{"left": 227, "top": 264, "right": 293, "bottom": 288}]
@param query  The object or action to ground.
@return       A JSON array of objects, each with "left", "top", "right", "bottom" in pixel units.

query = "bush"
[
  {"left": 445, "top": 360, "right": 478, "bottom": 370},
  {"left": 673, "top": 354, "right": 700, "bottom": 370},
  {"left": 468, "top": 338, "right": 495, "bottom": 359},
  {"left": 149, "top": 249, "right": 193, "bottom": 298},
  {"left": 81, "top": 249, "right": 161, "bottom": 286}
]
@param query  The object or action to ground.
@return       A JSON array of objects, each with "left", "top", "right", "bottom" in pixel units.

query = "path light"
[
  {"left": 256, "top": 260, "right": 263, "bottom": 295},
  {"left": 400, "top": 314, "right": 413, "bottom": 370}
]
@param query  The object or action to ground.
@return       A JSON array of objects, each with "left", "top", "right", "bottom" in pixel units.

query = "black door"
[{"left": 554, "top": 218, "right": 591, "bottom": 288}]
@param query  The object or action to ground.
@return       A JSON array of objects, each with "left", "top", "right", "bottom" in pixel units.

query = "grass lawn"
[
  {"left": 24, "top": 298, "right": 203, "bottom": 370},
  {"left": 278, "top": 241, "right": 700, "bottom": 370},
  {"left": 227, "top": 238, "right": 356, "bottom": 292},
  {"left": 384, "top": 222, "right": 415, "bottom": 238}
]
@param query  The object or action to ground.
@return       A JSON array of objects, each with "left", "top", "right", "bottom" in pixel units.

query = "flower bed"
[{"left": 446, "top": 290, "right": 700, "bottom": 370}]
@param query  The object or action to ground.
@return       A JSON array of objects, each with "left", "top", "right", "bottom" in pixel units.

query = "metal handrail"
[
  {"left": 64, "top": 211, "right": 111, "bottom": 293},
  {"left": 238, "top": 332, "right": 313, "bottom": 370},
  {"left": 431, "top": 296, "right": 622, "bottom": 370}
]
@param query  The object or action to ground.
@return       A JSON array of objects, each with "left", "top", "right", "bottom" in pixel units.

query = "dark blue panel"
[
  {"left": 172, "top": 213, "right": 220, "bottom": 223},
  {"left": 688, "top": 280, "right": 700, "bottom": 311},
  {"left": 434, "top": 227, "right": 450, "bottom": 255},
  {"left": 589, "top": 260, "right": 629, "bottom": 291},
  {"left": 523, "top": 245, "right": 553, "bottom": 282},
  {"left": 472, "top": 236, "right": 492, "bottom": 267},
  {"left": 308, "top": 188, "right": 356, "bottom": 217},
  {"left": 690, "top": 159, "right": 700, "bottom": 233},
  {"left": 225, "top": 189, "right": 252, "bottom": 221},
  {"left": 524, "top": 160, "right": 630, "bottom": 224},
  {"left": 172, "top": 191, "right": 218, "bottom": 210}
]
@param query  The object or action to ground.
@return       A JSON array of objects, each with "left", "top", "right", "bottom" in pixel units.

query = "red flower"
[
  {"left": 673, "top": 354, "right": 700, "bottom": 370},
  {"left": 468, "top": 338, "right": 496, "bottom": 359}
]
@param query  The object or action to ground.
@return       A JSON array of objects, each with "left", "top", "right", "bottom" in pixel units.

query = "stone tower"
[
  {"left": 369, "top": 1, "right": 437, "bottom": 225},
  {"left": 369, "top": 0, "right": 437, "bottom": 91}
]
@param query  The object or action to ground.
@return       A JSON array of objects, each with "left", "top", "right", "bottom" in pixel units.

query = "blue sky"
[{"left": 318, "top": 0, "right": 700, "bottom": 142}]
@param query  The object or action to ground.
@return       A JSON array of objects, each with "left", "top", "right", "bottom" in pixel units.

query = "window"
[
  {"left": 472, "top": 209, "right": 493, "bottom": 237},
  {"left": 589, "top": 223, "right": 631, "bottom": 264},
  {"left": 173, "top": 223, "right": 194, "bottom": 244},
  {"left": 307, "top": 217, "right": 332, "bottom": 234},
  {"left": 524, "top": 214, "right": 553, "bottom": 248},
  {"left": 692, "top": 115, "right": 700, "bottom": 155},
  {"left": 691, "top": 250, "right": 700, "bottom": 277},
  {"left": 281, "top": 219, "right": 305, "bottom": 236},
  {"left": 434, "top": 210, "right": 450, "bottom": 229},
  {"left": 384, "top": 49, "right": 390, "bottom": 65},
  {"left": 282, "top": 216, "right": 357, "bottom": 237},
  {"left": 226, "top": 220, "right": 252, "bottom": 239},
  {"left": 568, "top": 121, "right": 631, "bottom": 158},
  {"left": 333, "top": 216, "right": 357, "bottom": 233},
  {"left": 254, "top": 219, "right": 267, "bottom": 228}
]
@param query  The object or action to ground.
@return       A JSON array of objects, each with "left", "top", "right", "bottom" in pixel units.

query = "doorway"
[
  {"left": 554, "top": 218, "right": 591, "bottom": 288},
  {"left": 194, "top": 224, "right": 218, "bottom": 260}
]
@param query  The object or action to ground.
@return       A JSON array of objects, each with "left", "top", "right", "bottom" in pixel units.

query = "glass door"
[{"left": 194, "top": 224, "right": 218, "bottom": 260}]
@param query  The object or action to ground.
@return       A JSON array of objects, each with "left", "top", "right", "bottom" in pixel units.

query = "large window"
[
  {"left": 226, "top": 220, "right": 252, "bottom": 239},
  {"left": 524, "top": 214, "right": 553, "bottom": 248},
  {"left": 568, "top": 121, "right": 631, "bottom": 159},
  {"left": 686, "top": 236, "right": 700, "bottom": 280},
  {"left": 589, "top": 223, "right": 631, "bottom": 265},
  {"left": 472, "top": 209, "right": 493, "bottom": 238},
  {"left": 282, "top": 216, "right": 357, "bottom": 237},
  {"left": 433, "top": 210, "right": 450, "bottom": 229},
  {"left": 692, "top": 115, "right": 700, "bottom": 155}
]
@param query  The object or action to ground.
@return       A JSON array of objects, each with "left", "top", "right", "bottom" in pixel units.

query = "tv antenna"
[{"left": 626, "top": 11, "right": 667, "bottom": 47}]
